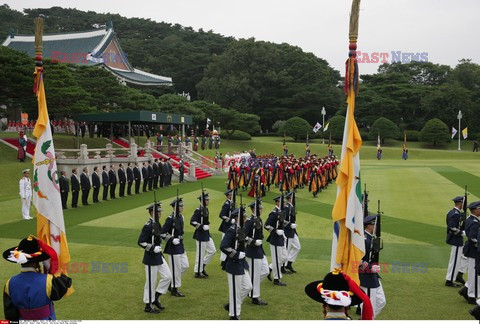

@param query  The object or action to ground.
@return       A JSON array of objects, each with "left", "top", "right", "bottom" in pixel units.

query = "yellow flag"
[{"left": 462, "top": 127, "right": 468, "bottom": 139}]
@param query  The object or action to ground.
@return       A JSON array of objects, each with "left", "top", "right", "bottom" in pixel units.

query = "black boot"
[
  {"left": 273, "top": 279, "right": 287, "bottom": 286},
  {"left": 456, "top": 272, "right": 466, "bottom": 285},
  {"left": 221, "top": 261, "right": 225, "bottom": 268},
  {"left": 171, "top": 288, "right": 185, "bottom": 297},
  {"left": 202, "top": 265, "right": 209, "bottom": 277},
  {"left": 230, "top": 316, "right": 240, "bottom": 320},
  {"left": 252, "top": 297, "right": 268, "bottom": 305},
  {"left": 468, "top": 297, "right": 477, "bottom": 305},
  {"left": 459, "top": 286, "right": 469, "bottom": 301},
  {"left": 224, "top": 303, "right": 229, "bottom": 311},
  {"left": 469, "top": 305, "right": 480, "bottom": 320},
  {"left": 286, "top": 261, "right": 297, "bottom": 273},
  {"left": 445, "top": 280, "right": 460, "bottom": 287},
  {"left": 145, "top": 303, "right": 160, "bottom": 314},
  {"left": 195, "top": 272, "right": 207, "bottom": 279},
  {"left": 267, "top": 268, "right": 272, "bottom": 281},
  {"left": 153, "top": 292, "right": 165, "bottom": 310}
]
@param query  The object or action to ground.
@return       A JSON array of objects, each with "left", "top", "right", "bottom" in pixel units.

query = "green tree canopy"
[
  {"left": 279, "top": 117, "right": 312, "bottom": 142},
  {"left": 368, "top": 117, "right": 400, "bottom": 143},
  {"left": 419, "top": 118, "right": 451, "bottom": 146},
  {"left": 328, "top": 115, "right": 346, "bottom": 142}
]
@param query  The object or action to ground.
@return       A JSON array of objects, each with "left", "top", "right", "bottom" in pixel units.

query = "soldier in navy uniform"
[
  {"left": 245, "top": 199, "right": 269, "bottom": 305},
  {"left": 305, "top": 269, "right": 374, "bottom": 320},
  {"left": 445, "top": 196, "right": 467, "bottom": 287},
  {"left": 138, "top": 202, "right": 172, "bottom": 314},
  {"left": 221, "top": 208, "right": 253, "bottom": 320},
  {"left": 190, "top": 192, "right": 217, "bottom": 278},
  {"left": 91, "top": 166, "right": 100, "bottom": 203},
  {"left": 160, "top": 198, "right": 189, "bottom": 297},
  {"left": 102, "top": 165, "right": 109, "bottom": 201},
  {"left": 358, "top": 214, "right": 386, "bottom": 319},
  {"left": 70, "top": 168, "right": 80, "bottom": 208},
  {"left": 283, "top": 192, "right": 301, "bottom": 274},
  {"left": 108, "top": 165, "right": 117, "bottom": 199},
  {"left": 264, "top": 195, "right": 287, "bottom": 286},
  {"left": 469, "top": 202, "right": 480, "bottom": 319},
  {"left": 3, "top": 235, "right": 72, "bottom": 320},
  {"left": 459, "top": 201, "right": 480, "bottom": 304},
  {"left": 142, "top": 162, "right": 149, "bottom": 192},
  {"left": 126, "top": 163, "right": 134, "bottom": 195},
  {"left": 133, "top": 162, "right": 141, "bottom": 194},
  {"left": 118, "top": 164, "right": 126, "bottom": 197},
  {"left": 219, "top": 189, "right": 234, "bottom": 265}
]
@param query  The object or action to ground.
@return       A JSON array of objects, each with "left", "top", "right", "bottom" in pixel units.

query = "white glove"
[
  {"left": 276, "top": 229, "right": 284, "bottom": 236},
  {"left": 462, "top": 230, "right": 466, "bottom": 237},
  {"left": 230, "top": 218, "right": 236, "bottom": 224},
  {"left": 360, "top": 261, "right": 369, "bottom": 271},
  {"left": 172, "top": 238, "right": 180, "bottom": 245},
  {"left": 290, "top": 224, "right": 297, "bottom": 229},
  {"left": 203, "top": 225, "right": 210, "bottom": 231},
  {"left": 153, "top": 246, "right": 161, "bottom": 253},
  {"left": 238, "top": 252, "right": 245, "bottom": 259},
  {"left": 371, "top": 265, "right": 380, "bottom": 273},
  {"left": 255, "top": 239, "right": 262, "bottom": 246}
]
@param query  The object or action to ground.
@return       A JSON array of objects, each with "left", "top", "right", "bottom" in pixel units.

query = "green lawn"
[{"left": 0, "top": 134, "right": 478, "bottom": 320}]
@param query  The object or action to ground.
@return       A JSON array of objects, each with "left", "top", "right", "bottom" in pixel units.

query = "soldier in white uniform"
[{"left": 19, "top": 169, "right": 32, "bottom": 220}]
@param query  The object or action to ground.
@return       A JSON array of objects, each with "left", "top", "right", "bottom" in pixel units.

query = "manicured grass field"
[{"left": 1, "top": 134, "right": 479, "bottom": 320}]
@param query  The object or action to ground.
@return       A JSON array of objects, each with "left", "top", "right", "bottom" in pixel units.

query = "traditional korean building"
[{"left": 2, "top": 22, "right": 172, "bottom": 87}]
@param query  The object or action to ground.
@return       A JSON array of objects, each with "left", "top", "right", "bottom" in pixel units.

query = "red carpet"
[
  {"left": 113, "top": 138, "right": 212, "bottom": 179},
  {"left": 3, "top": 138, "right": 36, "bottom": 155}
]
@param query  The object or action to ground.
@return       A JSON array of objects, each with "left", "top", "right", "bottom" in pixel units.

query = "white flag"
[
  {"left": 451, "top": 127, "right": 457, "bottom": 139},
  {"left": 323, "top": 122, "right": 330, "bottom": 132},
  {"left": 312, "top": 122, "right": 322, "bottom": 133}
]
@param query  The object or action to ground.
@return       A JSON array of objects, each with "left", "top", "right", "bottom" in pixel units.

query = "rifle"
[
  {"left": 291, "top": 191, "right": 297, "bottom": 224},
  {"left": 236, "top": 195, "right": 246, "bottom": 251},
  {"left": 152, "top": 192, "right": 161, "bottom": 246},
  {"left": 253, "top": 198, "right": 262, "bottom": 240},
  {"left": 278, "top": 191, "right": 286, "bottom": 230},
  {"left": 369, "top": 200, "right": 383, "bottom": 264},
  {"left": 460, "top": 185, "right": 469, "bottom": 231},
  {"left": 362, "top": 184, "right": 369, "bottom": 218},
  {"left": 173, "top": 189, "right": 182, "bottom": 237},
  {"left": 200, "top": 183, "right": 209, "bottom": 226}
]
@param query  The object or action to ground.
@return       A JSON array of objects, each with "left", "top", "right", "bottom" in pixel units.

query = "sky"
[{"left": 3, "top": 0, "right": 479, "bottom": 75}]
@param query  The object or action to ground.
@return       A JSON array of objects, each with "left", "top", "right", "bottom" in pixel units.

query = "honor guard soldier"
[
  {"left": 221, "top": 207, "right": 252, "bottom": 320},
  {"left": 264, "top": 195, "right": 287, "bottom": 286},
  {"left": 446, "top": 196, "right": 467, "bottom": 287},
  {"left": 19, "top": 169, "right": 33, "bottom": 220},
  {"left": 160, "top": 197, "right": 189, "bottom": 297},
  {"left": 245, "top": 199, "right": 269, "bottom": 305},
  {"left": 358, "top": 214, "right": 386, "bottom": 319},
  {"left": 138, "top": 202, "right": 172, "bottom": 313},
  {"left": 305, "top": 269, "right": 374, "bottom": 320},
  {"left": 190, "top": 191, "right": 216, "bottom": 278},
  {"left": 3, "top": 235, "right": 72, "bottom": 320},
  {"left": 219, "top": 189, "right": 235, "bottom": 265},
  {"left": 459, "top": 200, "right": 480, "bottom": 304},
  {"left": 284, "top": 192, "right": 301, "bottom": 274}
]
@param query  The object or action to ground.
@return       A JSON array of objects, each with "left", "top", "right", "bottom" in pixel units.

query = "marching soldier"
[
  {"left": 102, "top": 165, "right": 109, "bottom": 201},
  {"left": 19, "top": 169, "right": 33, "bottom": 219},
  {"left": 70, "top": 168, "right": 80, "bottom": 208},
  {"left": 118, "top": 164, "right": 126, "bottom": 197},
  {"left": 358, "top": 214, "right": 386, "bottom": 319},
  {"left": 133, "top": 162, "right": 141, "bottom": 194},
  {"left": 3, "top": 235, "right": 72, "bottom": 320},
  {"left": 221, "top": 208, "right": 252, "bottom": 320},
  {"left": 264, "top": 195, "right": 287, "bottom": 286},
  {"left": 219, "top": 189, "right": 235, "bottom": 265},
  {"left": 245, "top": 199, "right": 269, "bottom": 305},
  {"left": 80, "top": 167, "right": 91, "bottom": 206},
  {"left": 138, "top": 202, "right": 172, "bottom": 313},
  {"left": 190, "top": 191, "right": 216, "bottom": 278},
  {"left": 126, "top": 162, "right": 134, "bottom": 195},
  {"left": 59, "top": 170, "right": 69, "bottom": 209},
  {"left": 91, "top": 166, "right": 100, "bottom": 203},
  {"left": 160, "top": 198, "right": 189, "bottom": 297},
  {"left": 445, "top": 196, "right": 467, "bottom": 287},
  {"left": 459, "top": 201, "right": 480, "bottom": 304},
  {"left": 284, "top": 192, "right": 301, "bottom": 274}
]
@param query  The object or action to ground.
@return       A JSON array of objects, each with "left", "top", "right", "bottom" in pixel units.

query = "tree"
[
  {"left": 328, "top": 115, "right": 346, "bottom": 142},
  {"left": 368, "top": 117, "right": 400, "bottom": 143},
  {"left": 278, "top": 117, "right": 312, "bottom": 142},
  {"left": 419, "top": 118, "right": 451, "bottom": 146},
  {"left": 272, "top": 120, "right": 285, "bottom": 132}
]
